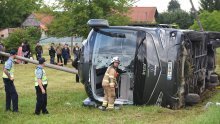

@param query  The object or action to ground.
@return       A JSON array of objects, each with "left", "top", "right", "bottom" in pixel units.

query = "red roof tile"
[
  {"left": 127, "top": 7, "right": 157, "bottom": 23},
  {"left": 22, "top": 13, "right": 54, "bottom": 31},
  {"left": 33, "top": 13, "right": 54, "bottom": 25}
]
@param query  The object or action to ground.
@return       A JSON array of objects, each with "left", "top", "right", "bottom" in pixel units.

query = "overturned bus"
[{"left": 78, "top": 19, "right": 220, "bottom": 109}]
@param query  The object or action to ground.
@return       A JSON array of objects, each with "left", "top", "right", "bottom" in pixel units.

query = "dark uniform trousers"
[
  {"left": 3, "top": 78, "right": 18, "bottom": 112},
  {"left": 35, "top": 85, "right": 48, "bottom": 114},
  {"left": 36, "top": 53, "right": 42, "bottom": 61}
]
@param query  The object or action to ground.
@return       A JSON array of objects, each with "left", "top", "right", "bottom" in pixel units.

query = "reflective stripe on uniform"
[
  {"left": 103, "top": 79, "right": 109, "bottom": 83},
  {"left": 109, "top": 83, "right": 115, "bottom": 87},
  {"left": 109, "top": 75, "right": 114, "bottom": 78},
  {"left": 102, "top": 100, "right": 108, "bottom": 107},
  {"left": 107, "top": 104, "right": 114, "bottom": 109}
]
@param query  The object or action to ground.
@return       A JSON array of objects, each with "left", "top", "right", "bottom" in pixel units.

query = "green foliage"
[
  {"left": 3, "top": 29, "right": 28, "bottom": 52},
  {"left": 48, "top": 0, "right": 131, "bottom": 38},
  {"left": 156, "top": 9, "right": 194, "bottom": 29},
  {"left": 0, "top": 0, "right": 42, "bottom": 28},
  {"left": 190, "top": 11, "right": 220, "bottom": 31},
  {"left": 168, "top": 0, "right": 181, "bottom": 12},
  {"left": 157, "top": 0, "right": 193, "bottom": 29},
  {"left": 48, "top": 13, "right": 76, "bottom": 37},
  {"left": 3, "top": 27, "right": 41, "bottom": 53},
  {"left": 200, "top": 0, "right": 220, "bottom": 12},
  {"left": 37, "top": 5, "right": 54, "bottom": 14}
]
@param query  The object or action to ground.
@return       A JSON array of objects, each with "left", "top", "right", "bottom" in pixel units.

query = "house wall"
[{"left": 0, "top": 29, "right": 9, "bottom": 39}]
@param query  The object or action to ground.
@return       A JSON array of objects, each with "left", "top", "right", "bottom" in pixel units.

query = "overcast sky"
[
  {"left": 44, "top": 0, "right": 200, "bottom": 12},
  {"left": 134, "top": 0, "right": 200, "bottom": 12}
]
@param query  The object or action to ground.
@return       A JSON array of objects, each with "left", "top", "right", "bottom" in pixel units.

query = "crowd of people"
[
  {"left": 38, "top": 42, "right": 80, "bottom": 66},
  {"left": 2, "top": 51, "right": 121, "bottom": 114},
  {"left": 1, "top": 42, "right": 81, "bottom": 115},
  {"left": 1, "top": 41, "right": 122, "bottom": 113},
  {"left": 0, "top": 42, "right": 81, "bottom": 66}
]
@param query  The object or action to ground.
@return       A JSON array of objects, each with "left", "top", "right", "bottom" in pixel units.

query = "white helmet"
[{"left": 111, "top": 56, "right": 120, "bottom": 63}]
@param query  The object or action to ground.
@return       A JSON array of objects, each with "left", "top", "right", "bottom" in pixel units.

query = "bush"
[
  {"left": 156, "top": 9, "right": 194, "bottom": 29},
  {"left": 190, "top": 11, "right": 220, "bottom": 31},
  {"left": 3, "top": 27, "right": 41, "bottom": 53}
]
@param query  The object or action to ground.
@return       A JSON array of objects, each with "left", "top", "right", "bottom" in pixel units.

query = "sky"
[
  {"left": 133, "top": 0, "right": 200, "bottom": 12},
  {"left": 44, "top": 0, "right": 201, "bottom": 12}
]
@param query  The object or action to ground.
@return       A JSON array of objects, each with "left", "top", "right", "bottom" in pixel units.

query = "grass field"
[{"left": 0, "top": 50, "right": 220, "bottom": 124}]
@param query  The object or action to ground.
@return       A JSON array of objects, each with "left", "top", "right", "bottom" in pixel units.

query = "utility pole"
[
  {"left": 71, "top": 35, "right": 74, "bottom": 55},
  {"left": 189, "top": 0, "right": 204, "bottom": 32},
  {"left": 0, "top": 51, "right": 78, "bottom": 74}
]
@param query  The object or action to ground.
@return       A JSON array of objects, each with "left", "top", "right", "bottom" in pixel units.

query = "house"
[
  {"left": 0, "top": 28, "right": 18, "bottom": 39},
  {"left": 127, "top": 7, "right": 158, "bottom": 24},
  {"left": 0, "top": 13, "right": 53, "bottom": 40},
  {"left": 22, "top": 13, "right": 54, "bottom": 31},
  {"left": 22, "top": 13, "right": 54, "bottom": 39}
]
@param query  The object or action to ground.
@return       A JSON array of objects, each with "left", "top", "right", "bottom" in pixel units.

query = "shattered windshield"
[{"left": 92, "top": 28, "right": 137, "bottom": 70}]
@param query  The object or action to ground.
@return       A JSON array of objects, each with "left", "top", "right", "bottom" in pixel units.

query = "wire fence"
[{"left": 39, "top": 36, "right": 83, "bottom": 47}]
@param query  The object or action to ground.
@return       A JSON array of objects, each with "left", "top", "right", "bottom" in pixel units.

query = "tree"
[
  {"left": 48, "top": 13, "right": 75, "bottom": 37},
  {"left": 156, "top": 0, "right": 194, "bottom": 29},
  {"left": 3, "top": 27, "right": 41, "bottom": 53},
  {"left": 37, "top": 5, "right": 54, "bottom": 14},
  {"left": 200, "top": 0, "right": 220, "bottom": 12},
  {"left": 48, "top": 0, "right": 132, "bottom": 38},
  {"left": 156, "top": 9, "right": 194, "bottom": 29},
  {"left": 0, "top": 0, "right": 42, "bottom": 28},
  {"left": 190, "top": 11, "right": 220, "bottom": 32},
  {"left": 168, "top": 0, "right": 181, "bottom": 12}
]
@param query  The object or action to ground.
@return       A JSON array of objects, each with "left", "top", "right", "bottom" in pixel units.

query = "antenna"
[{"left": 189, "top": 0, "right": 204, "bottom": 32}]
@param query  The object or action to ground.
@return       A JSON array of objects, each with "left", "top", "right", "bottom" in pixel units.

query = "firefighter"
[
  {"left": 34, "top": 57, "right": 49, "bottom": 115},
  {"left": 2, "top": 50, "right": 18, "bottom": 112},
  {"left": 101, "top": 56, "right": 120, "bottom": 110}
]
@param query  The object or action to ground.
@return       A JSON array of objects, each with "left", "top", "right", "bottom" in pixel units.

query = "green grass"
[
  {"left": 0, "top": 49, "right": 220, "bottom": 124},
  {"left": 182, "top": 95, "right": 220, "bottom": 124}
]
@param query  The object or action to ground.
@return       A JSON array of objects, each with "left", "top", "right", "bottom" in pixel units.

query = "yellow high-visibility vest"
[
  {"left": 2, "top": 60, "right": 14, "bottom": 78},
  {"left": 34, "top": 68, "right": 48, "bottom": 86}
]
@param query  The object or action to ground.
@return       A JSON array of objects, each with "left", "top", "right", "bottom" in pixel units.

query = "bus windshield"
[{"left": 92, "top": 28, "right": 137, "bottom": 69}]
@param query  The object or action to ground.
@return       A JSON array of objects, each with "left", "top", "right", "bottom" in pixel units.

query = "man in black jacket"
[
  {"left": 35, "top": 42, "right": 43, "bottom": 61},
  {"left": 22, "top": 41, "right": 31, "bottom": 64},
  {"left": 73, "top": 43, "right": 80, "bottom": 61},
  {"left": 49, "top": 43, "right": 56, "bottom": 64}
]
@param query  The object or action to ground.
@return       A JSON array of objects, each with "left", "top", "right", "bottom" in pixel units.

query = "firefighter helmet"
[{"left": 111, "top": 56, "right": 120, "bottom": 63}]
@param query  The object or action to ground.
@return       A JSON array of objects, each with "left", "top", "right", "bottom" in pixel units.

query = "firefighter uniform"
[
  {"left": 34, "top": 58, "right": 49, "bottom": 115},
  {"left": 102, "top": 65, "right": 119, "bottom": 109},
  {"left": 2, "top": 50, "right": 18, "bottom": 112}
]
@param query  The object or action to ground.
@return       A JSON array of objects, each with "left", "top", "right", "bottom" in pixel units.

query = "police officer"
[
  {"left": 2, "top": 50, "right": 18, "bottom": 112},
  {"left": 101, "top": 56, "right": 120, "bottom": 110},
  {"left": 34, "top": 57, "right": 49, "bottom": 115}
]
